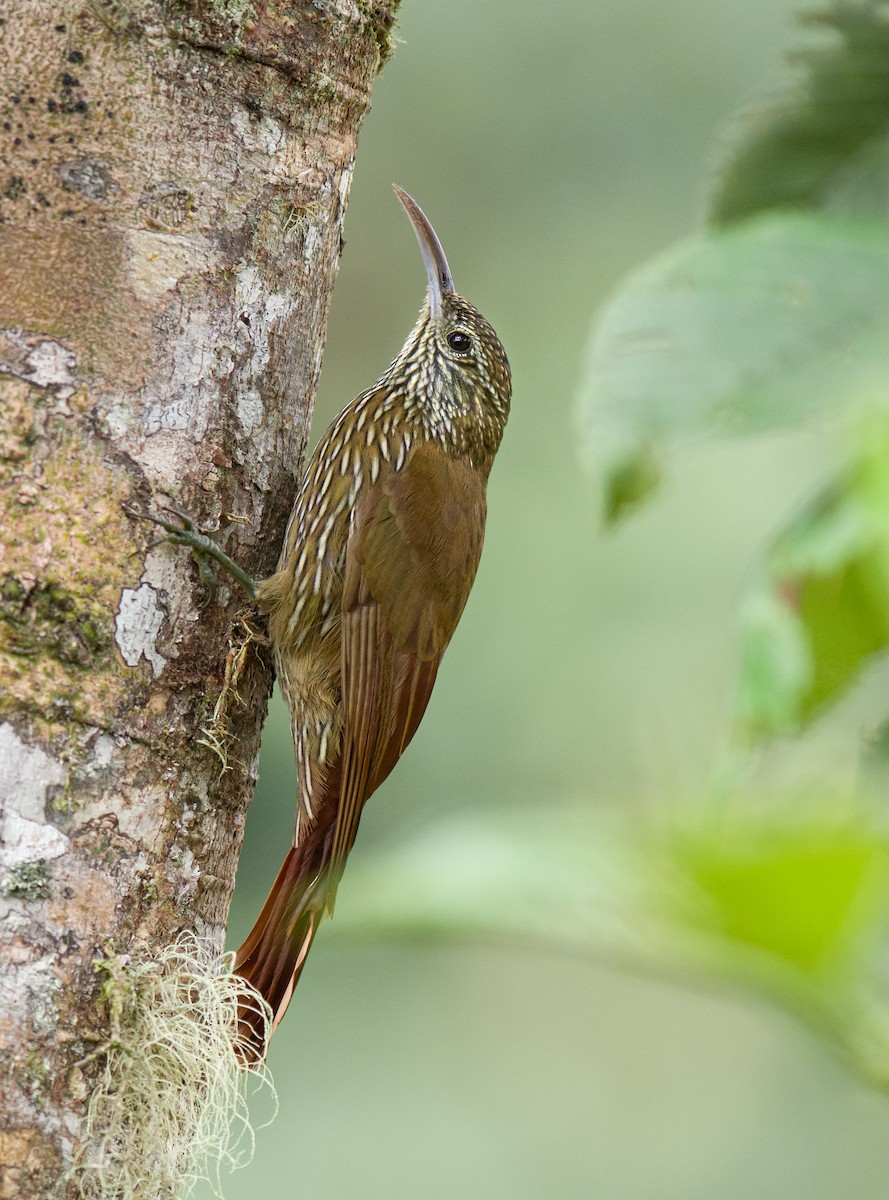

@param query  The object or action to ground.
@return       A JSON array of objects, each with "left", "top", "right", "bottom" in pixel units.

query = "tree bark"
[{"left": 0, "top": 0, "right": 397, "bottom": 1192}]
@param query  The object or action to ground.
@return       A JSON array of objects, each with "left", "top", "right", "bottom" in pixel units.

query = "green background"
[{"left": 198, "top": 2, "right": 889, "bottom": 1196}]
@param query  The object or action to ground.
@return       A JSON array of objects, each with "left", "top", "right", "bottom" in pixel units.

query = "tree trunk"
[{"left": 0, "top": 0, "right": 397, "bottom": 1192}]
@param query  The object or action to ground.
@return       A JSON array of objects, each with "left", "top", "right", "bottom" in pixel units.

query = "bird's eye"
[{"left": 446, "top": 330, "right": 472, "bottom": 354}]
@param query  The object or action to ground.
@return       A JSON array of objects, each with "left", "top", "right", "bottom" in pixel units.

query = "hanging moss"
[{"left": 70, "top": 937, "right": 276, "bottom": 1200}]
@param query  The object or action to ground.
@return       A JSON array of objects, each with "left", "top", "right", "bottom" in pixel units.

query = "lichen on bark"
[{"left": 0, "top": 0, "right": 399, "bottom": 1192}]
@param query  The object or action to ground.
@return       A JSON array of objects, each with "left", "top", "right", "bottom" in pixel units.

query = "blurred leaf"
[
  {"left": 666, "top": 811, "right": 889, "bottom": 1086},
  {"left": 711, "top": 1, "right": 889, "bottom": 225},
  {"left": 602, "top": 446, "right": 662, "bottom": 524},
  {"left": 796, "top": 544, "right": 889, "bottom": 709},
  {"left": 333, "top": 811, "right": 662, "bottom": 959},
  {"left": 675, "top": 823, "right": 889, "bottom": 977},
  {"left": 582, "top": 214, "right": 889, "bottom": 521},
  {"left": 334, "top": 802, "right": 889, "bottom": 1086},
  {"left": 737, "top": 589, "right": 813, "bottom": 736},
  {"left": 739, "top": 423, "right": 889, "bottom": 737}
]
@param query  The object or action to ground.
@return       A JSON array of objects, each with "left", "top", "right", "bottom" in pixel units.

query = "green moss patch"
[
  {"left": 1, "top": 858, "right": 51, "bottom": 901},
  {"left": 1, "top": 576, "right": 110, "bottom": 667}
]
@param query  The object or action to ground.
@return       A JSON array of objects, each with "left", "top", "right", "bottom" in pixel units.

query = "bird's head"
[{"left": 388, "top": 186, "right": 511, "bottom": 462}]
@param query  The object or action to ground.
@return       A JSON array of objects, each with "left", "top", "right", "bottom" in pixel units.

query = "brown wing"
[{"left": 329, "top": 441, "right": 488, "bottom": 874}]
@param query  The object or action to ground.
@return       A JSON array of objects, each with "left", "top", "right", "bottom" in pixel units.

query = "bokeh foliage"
[{"left": 584, "top": 2, "right": 889, "bottom": 733}]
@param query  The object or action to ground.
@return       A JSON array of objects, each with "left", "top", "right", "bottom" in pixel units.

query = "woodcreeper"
[{"left": 144, "top": 188, "right": 511, "bottom": 1059}]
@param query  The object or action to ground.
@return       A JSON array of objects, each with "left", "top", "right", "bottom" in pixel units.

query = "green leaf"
[
  {"left": 601, "top": 446, "right": 662, "bottom": 524},
  {"left": 737, "top": 588, "right": 813, "bottom": 737},
  {"left": 334, "top": 807, "right": 889, "bottom": 994},
  {"left": 711, "top": 2, "right": 889, "bottom": 224},
  {"left": 738, "top": 424, "right": 889, "bottom": 737},
  {"left": 331, "top": 811, "right": 659, "bottom": 958},
  {"left": 675, "top": 823, "right": 889, "bottom": 978},
  {"left": 332, "top": 803, "right": 889, "bottom": 1086},
  {"left": 581, "top": 214, "right": 889, "bottom": 522},
  {"left": 795, "top": 544, "right": 889, "bottom": 712}
]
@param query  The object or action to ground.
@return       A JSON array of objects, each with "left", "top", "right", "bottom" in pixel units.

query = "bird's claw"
[
  {"left": 125, "top": 504, "right": 221, "bottom": 603},
  {"left": 123, "top": 504, "right": 258, "bottom": 601}
]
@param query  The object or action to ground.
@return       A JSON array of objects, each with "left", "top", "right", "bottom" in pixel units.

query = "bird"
[{"left": 143, "top": 187, "right": 511, "bottom": 1060}]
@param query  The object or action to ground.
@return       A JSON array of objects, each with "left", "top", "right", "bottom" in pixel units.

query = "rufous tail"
[{"left": 233, "top": 843, "right": 328, "bottom": 1062}]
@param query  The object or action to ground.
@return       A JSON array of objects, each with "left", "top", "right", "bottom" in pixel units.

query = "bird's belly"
[
  {"left": 277, "top": 633, "right": 340, "bottom": 735},
  {"left": 276, "top": 631, "right": 343, "bottom": 815}
]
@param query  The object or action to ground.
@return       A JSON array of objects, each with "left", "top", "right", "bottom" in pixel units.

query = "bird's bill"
[{"left": 393, "top": 185, "right": 455, "bottom": 317}]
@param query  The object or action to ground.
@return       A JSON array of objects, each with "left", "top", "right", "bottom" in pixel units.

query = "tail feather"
[{"left": 233, "top": 845, "right": 325, "bottom": 1062}]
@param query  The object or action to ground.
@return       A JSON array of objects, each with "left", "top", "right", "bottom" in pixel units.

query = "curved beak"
[{"left": 393, "top": 185, "right": 454, "bottom": 317}]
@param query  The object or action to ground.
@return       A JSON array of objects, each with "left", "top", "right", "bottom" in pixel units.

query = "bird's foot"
[{"left": 125, "top": 504, "right": 258, "bottom": 601}]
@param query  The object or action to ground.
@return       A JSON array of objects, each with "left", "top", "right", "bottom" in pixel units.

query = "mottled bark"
[{"left": 0, "top": 0, "right": 397, "bottom": 1192}]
